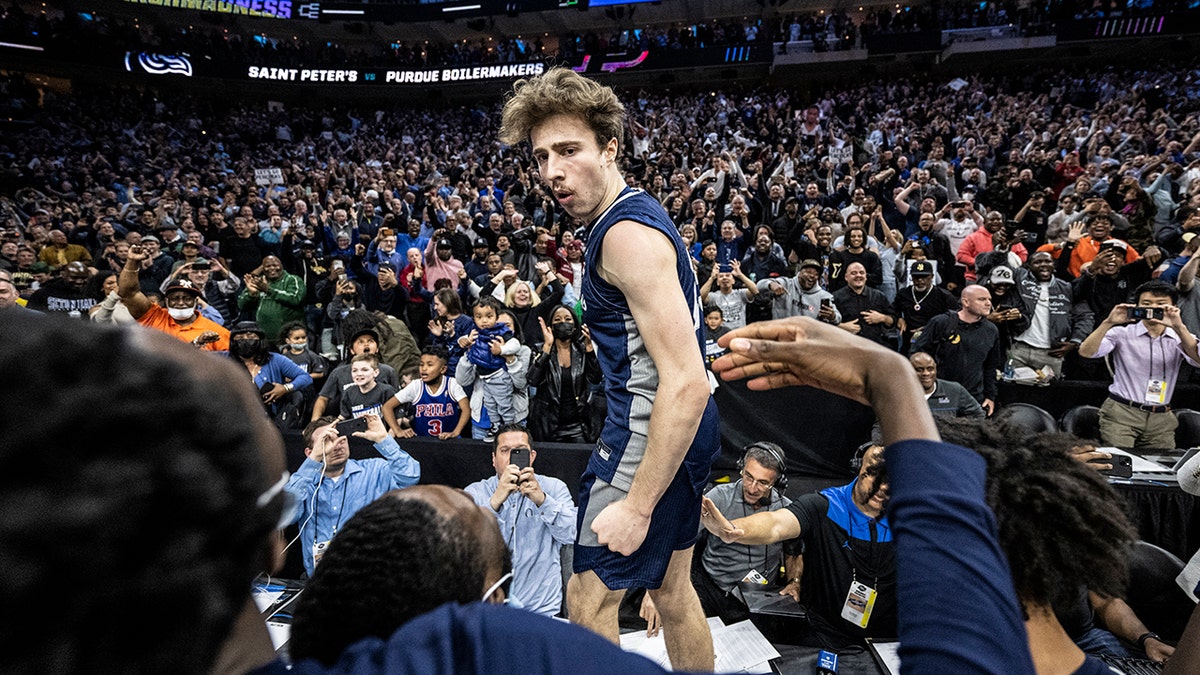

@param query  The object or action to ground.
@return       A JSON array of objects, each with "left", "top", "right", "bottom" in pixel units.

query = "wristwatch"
[{"left": 1137, "top": 631, "right": 1161, "bottom": 650}]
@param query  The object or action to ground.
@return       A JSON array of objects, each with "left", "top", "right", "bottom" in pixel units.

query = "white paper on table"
[
  {"left": 868, "top": 640, "right": 902, "bottom": 675},
  {"left": 712, "top": 620, "right": 781, "bottom": 674},
  {"left": 619, "top": 617, "right": 729, "bottom": 671},
  {"left": 265, "top": 620, "right": 291, "bottom": 651},
  {"left": 253, "top": 589, "right": 284, "bottom": 614}
]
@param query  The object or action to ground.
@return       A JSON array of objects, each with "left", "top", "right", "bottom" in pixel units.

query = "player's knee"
[{"left": 646, "top": 584, "right": 701, "bottom": 619}]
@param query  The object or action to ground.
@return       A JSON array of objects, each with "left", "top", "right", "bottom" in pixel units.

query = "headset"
[
  {"left": 738, "top": 441, "right": 789, "bottom": 494},
  {"left": 850, "top": 440, "right": 881, "bottom": 472}
]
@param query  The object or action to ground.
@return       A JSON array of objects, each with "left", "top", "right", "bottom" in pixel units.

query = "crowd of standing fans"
[{"left": 3, "top": 54, "right": 1200, "bottom": 442}]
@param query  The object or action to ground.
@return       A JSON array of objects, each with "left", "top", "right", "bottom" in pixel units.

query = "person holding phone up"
[
  {"left": 285, "top": 413, "right": 420, "bottom": 577},
  {"left": 464, "top": 424, "right": 577, "bottom": 617},
  {"left": 1080, "top": 280, "right": 1200, "bottom": 449}
]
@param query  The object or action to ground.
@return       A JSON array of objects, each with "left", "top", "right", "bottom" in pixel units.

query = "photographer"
[
  {"left": 1080, "top": 280, "right": 1200, "bottom": 449},
  {"left": 528, "top": 306, "right": 602, "bottom": 443},
  {"left": 464, "top": 424, "right": 577, "bottom": 617},
  {"left": 285, "top": 414, "right": 420, "bottom": 577}
]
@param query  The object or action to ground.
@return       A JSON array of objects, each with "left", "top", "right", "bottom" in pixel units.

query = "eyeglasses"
[
  {"left": 740, "top": 471, "right": 775, "bottom": 490},
  {"left": 257, "top": 471, "right": 299, "bottom": 531}
]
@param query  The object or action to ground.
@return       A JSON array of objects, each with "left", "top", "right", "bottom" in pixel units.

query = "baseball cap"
[
  {"left": 988, "top": 266, "right": 1015, "bottom": 286},
  {"left": 799, "top": 259, "right": 823, "bottom": 271},
  {"left": 140, "top": 235, "right": 160, "bottom": 244},
  {"left": 436, "top": 238, "right": 453, "bottom": 249},
  {"left": 910, "top": 261, "right": 934, "bottom": 277},
  {"left": 156, "top": 222, "right": 179, "bottom": 231},
  {"left": 29, "top": 262, "right": 50, "bottom": 274},
  {"left": 349, "top": 328, "right": 380, "bottom": 345},
  {"left": 164, "top": 278, "right": 203, "bottom": 298},
  {"left": 300, "top": 239, "right": 317, "bottom": 249},
  {"left": 472, "top": 239, "right": 490, "bottom": 248}
]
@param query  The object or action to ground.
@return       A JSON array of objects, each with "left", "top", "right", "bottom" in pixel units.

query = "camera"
[{"left": 1129, "top": 307, "right": 1165, "bottom": 321}]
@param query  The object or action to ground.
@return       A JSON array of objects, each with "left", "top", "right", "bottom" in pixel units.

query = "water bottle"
[{"left": 1003, "top": 358, "right": 1016, "bottom": 381}]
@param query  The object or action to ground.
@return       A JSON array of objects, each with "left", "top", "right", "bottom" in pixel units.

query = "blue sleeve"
[
  {"left": 885, "top": 439, "right": 1035, "bottom": 675},
  {"left": 365, "top": 241, "right": 381, "bottom": 277},
  {"left": 199, "top": 303, "right": 225, "bottom": 326},
  {"left": 375, "top": 436, "right": 420, "bottom": 489}
]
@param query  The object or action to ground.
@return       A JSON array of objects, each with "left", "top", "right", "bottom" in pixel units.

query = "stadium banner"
[{"left": 121, "top": 0, "right": 295, "bottom": 19}]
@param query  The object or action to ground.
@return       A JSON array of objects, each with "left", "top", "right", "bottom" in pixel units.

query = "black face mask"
[
  {"left": 551, "top": 322, "right": 576, "bottom": 342},
  {"left": 231, "top": 338, "right": 264, "bottom": 360}
]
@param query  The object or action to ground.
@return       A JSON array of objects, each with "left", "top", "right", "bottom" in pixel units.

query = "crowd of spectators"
[
  {"left": 2, "top": 0, "right": 1191, "bottom": 73},
  {"left": 3, "top": 52, "right": 1200, "bottom": 442}
]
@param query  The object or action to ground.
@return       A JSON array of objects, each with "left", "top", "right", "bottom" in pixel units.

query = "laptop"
[{"left": 734, "top": 582, "right": 808, "bottom": 619}]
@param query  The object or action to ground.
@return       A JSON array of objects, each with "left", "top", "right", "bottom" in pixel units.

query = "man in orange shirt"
[
  {"left": 1038, "top": 212, "right": 1140, "bottom": 278},
  {"left": 119, "top": 244, "right": 230, "bottom": 350}
]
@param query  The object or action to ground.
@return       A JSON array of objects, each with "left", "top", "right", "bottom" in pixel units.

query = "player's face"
[
  {"left": 532, "top": 113, "right": 618, "bottom": 223},
  {"left": 419, "top": 354, "right": 447, "bottom": 382}
]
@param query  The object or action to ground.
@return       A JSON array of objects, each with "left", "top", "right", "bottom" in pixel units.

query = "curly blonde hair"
[{"left": 499, "top": 68, "right": 625, "bottom": 155}]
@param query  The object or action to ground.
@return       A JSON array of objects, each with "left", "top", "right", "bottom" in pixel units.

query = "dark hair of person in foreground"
[
  {"left": 288, "top": 491, "right": 508, "bottom": 665},
  {"left": 0, "top": 313, "right": 279, "bottom": 674},
  {"left": 938, "top": 416, "right": 1137, "bottom": 617}
]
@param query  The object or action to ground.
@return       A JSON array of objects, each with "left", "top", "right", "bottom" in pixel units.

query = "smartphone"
[
  {"left": 259, "top": 382, "right": 275, "bottom": 397},
  {"left": 509, "top": 448, "right": 531, "bottom": 470},
  {"left": 336, "top": 417, "right": 368, "bottom": 436},
  {"left": 1129, "top": 307, "right": 1165, "bottom": 321},
  {"left": 1099, "top": 454, "right": 1133, "bottom": 479},
  {"left": 820, "top": 298, "right": 832, "bottom": 308}
]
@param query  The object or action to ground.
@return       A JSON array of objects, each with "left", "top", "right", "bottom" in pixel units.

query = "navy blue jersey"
[{"left": 581, "top": 187, "right": 721, "bottom": 491}]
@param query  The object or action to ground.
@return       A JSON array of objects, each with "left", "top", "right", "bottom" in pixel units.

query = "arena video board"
[
  {"left": 121, "top": 0, "right": 298, "bottom": 19},
  {"left": 123, "top": 52, "right": 549, "bottom": 85}
]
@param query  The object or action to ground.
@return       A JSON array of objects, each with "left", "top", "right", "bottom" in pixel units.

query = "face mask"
[
  {"left": 551, "top": 322, "right": 576, "bottom": 341},
  {"left": 231, "top": 339, "right": 263, "bottom": 360},
  {"left": 288, "top": 342, "right": 307, "bottom": 352},
  {"left": 168, "top": 306, "right": 195, "bottom": 321}
]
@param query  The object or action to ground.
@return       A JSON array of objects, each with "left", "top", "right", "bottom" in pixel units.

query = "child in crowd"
[
  {"left": 339, "top": 353, "right": 396, "bottom": 420},
  {"left": 457, "top": 297, "right": 520, "bottom": 434},
  {"left": 279, "top": 321, "right": 327, "bottom": 387},
  {"left": 703, "top": 306, "right": 730, "bottom": 368},
  {"left": 384, "top": 345, "right": 470, "bottom": 439}
]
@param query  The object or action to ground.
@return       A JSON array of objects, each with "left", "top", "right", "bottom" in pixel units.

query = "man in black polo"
[
  {"left": 700, "top": 444, "right": 896, "bottom": 649},
  {"left": 833, "top": 261, "right": 895, "bottom": 346}
]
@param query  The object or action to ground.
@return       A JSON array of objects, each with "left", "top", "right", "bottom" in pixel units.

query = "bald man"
[
  {"left": 911, "top": 284, "right": 1003, "bottom": 415},
  {"left": 26, "top": 260, "right": 96, "bottom": 315}
]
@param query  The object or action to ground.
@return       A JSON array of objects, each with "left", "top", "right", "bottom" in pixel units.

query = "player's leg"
[
  {"left": 566, "top": 570, "right": 624, "bottom": 643},
  {"left": 646, "top": 546, "right": 714, "bottom": 671}
]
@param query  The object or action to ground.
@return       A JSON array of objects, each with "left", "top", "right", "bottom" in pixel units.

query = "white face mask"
[
  {"left": 288, "top": 342, "right": 307, "bottom": 351},
  {"left": 168, "top": 306, "right": 195, "bottom": 321}
]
